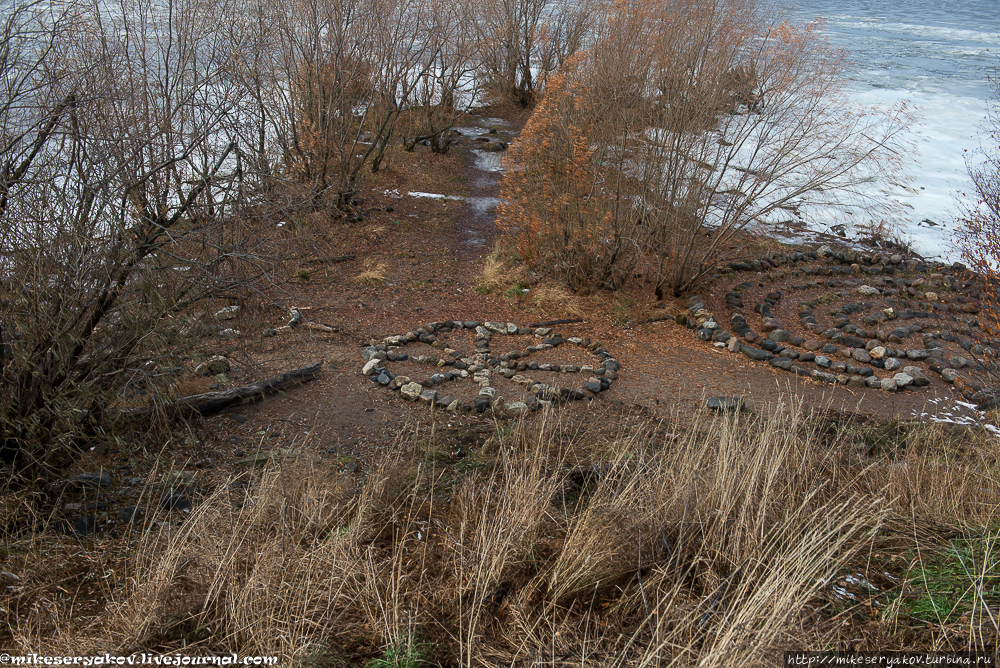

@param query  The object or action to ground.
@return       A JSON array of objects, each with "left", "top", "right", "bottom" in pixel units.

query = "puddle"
[{"left": 472, "top": 149, "right": 504, "bottom": 173}]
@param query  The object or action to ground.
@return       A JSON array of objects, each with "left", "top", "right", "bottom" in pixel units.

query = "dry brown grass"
[
  {"left": 353, "top": 260, "right": 389, "bottom": 286},
  {"left": 8, "top": 404, "right": 1000, "bottom": 663},
  {"left": 528, "top": 283, "right": 587, "bottom": 318}
]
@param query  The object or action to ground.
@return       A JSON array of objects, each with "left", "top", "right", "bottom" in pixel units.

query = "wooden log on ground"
[
  {"left": 120, "top": 361, "right": 323, "bottom": 421},
  {"left": 527, "top": 318, "right": 584, "bottom": 327}
]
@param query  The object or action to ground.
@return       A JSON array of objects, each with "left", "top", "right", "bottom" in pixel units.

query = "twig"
[{"left": 527, "top": 318, "right": 584, "bottom": 327}]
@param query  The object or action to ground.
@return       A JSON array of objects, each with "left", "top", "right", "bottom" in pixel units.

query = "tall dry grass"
[{"left": 11, "top": 403, "right": 1000, "bottom": 664}]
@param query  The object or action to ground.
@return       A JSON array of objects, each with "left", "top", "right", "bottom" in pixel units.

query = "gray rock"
[
  {"left": 727, "top": 337, "right": 741, "bottom": 352},
  {"left": 884, "top": 358, "right": 901, "bottom": 371},
  {"left": 419, "top": 390, "right": 438, "bottom": 404},
  {"left": 852, "top": 348, "right": 872, "bottom": 363},
  {"left": 941, "top": 368, "right": 959, "bottom": 383},
  {"left": 880, "top": 378, "right": 898, "bottom": 392},
  {"left": 196, "top": 355, "right": 231, "bottom": 376},
  {"left": 584, "top": 380, "right": 602, "bottom": 393},
  {"left": 215, "top": 305, "right": 240, "bottom": 320},
  {"left": 400, "top": 382, "right": 423, "bottom": 400},
  {"left": 160, "top": 493, "right": 192, "bottom": 510},
  {"left": 740, "top": 346, "right": 774, "bottom": 361},
  {"left": 770, "top": 357, "right": 793, "bottom": 371},
  {"left": 902, "top": 366, "right": 930, "bottom": 387},
  {"left": 63, "top": 472, "right": 112, "bottom": 492},
  {"left": 865, "top": 376, "right": 881, "bottom": 388},
  {"left": 815, "top": 356, "right": 831, "bottom": 368},
  {"left": 73, "top": 516, "right": 98, "bottom": 537},
  {"left": 507, "top": 401, "right": 529, "bottom": 414},
  {"left": 706, "top": 396, "right": 744, "bottom": 412},
  {"left": 857, "top": 285, "right": 881, "bottom": 296},
  {"left": 484, "top": 321, "right": 507, "bottom": 333},
  {"left": 906, "top": 350, "right": 930, "bottom": 360},
  {"left": 893, "top": 372, "right": 914, "bottom": 388},
  {"left": 118, "top": 506, "right": 144, "bottom": 524},
  {"left": 362, "top": 359, "right": 380, "bottom": 375},
  {"left": 768, "top": 329, "right": 790, "bottom": 342},
  {"left": 812, "top": 371, "right": 837, "bottom": 384}
]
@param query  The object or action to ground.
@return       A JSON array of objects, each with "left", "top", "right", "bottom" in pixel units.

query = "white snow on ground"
[
  {"left": 911, "top": 394, "right": 999, "bottom": 436},
  {"left": 471, "top": 149, "right": 504, "bottom": 173}
]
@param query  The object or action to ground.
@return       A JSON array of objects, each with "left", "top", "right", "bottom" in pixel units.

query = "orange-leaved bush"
[
  {"left": 498, "top": 55, "right": 643, "bottom": 291},
  {"left": 498, "top": 0, "right": 912, "bottom": 298}
]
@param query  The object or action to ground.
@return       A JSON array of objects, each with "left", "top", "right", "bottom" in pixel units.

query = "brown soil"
[{"left": 42, "top": 105, "right": 1000, "bottom": 518}]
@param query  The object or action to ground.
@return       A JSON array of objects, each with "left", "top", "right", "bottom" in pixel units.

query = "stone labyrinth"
[
  {"left": 680, "top": 245, "right": 1000, "bottom": 410},
  {"left": 361, "top": 321, "right": 620, "bottom": 414}
]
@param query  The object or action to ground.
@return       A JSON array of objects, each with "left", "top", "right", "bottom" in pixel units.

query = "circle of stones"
[
  {"left": 677, "top": 246, "right": 1000, "bottom": 408},
  {"left": 361, "top": 320, "right": 621, "bottom": 414}
]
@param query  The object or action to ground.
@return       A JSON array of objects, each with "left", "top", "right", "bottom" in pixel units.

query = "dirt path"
[{"left": 140, "top": 111, "right": 996, "bottom": 480}]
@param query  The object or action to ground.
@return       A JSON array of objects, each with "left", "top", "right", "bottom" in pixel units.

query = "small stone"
[
  {"left": 73, "top": 516, "right": 99, "bottom": 537},
  {"left": 815, "top": 356, "right": 831, "bottom": 368},
  {"left": 160, "top": 493, "right": 192, "bottom": 510},
  {"left": 852, "top": 348, "right": 872, "bottom": 363},
  {"left": 869, "top": 346, "right": 886, "bottom": 359},
  {"left": 484, "top": 321, "right": 506, "bottom": 333},
  {"left": 884, "top": 358, "right": 901, "bottom": 371},
  {"left": 400, "top": 382, "right": 423, "bottom": 400},
  {"left": 812, "top": 371, "right": 837, "bottom": 384},
  {"left": 768, "top": 329, "right": 790, "bottom": 343},
  {"left": 215, "top": 305, "right": 240, "bottom": 320},
  {"left": 362, "top": 359, "right": 380, "bottom": 375},
  {"left": 706, "top": 396, "right": 744, "bottom": 412},
  {"left": 118, "top": 506, "right": 144, "bottom": 524},
  {"left": 893, "top": 373, "right": 914, "bottom": 388},
  {"left": 941, "top": 368, "right": 959, "bottom": 383},
  {"left": 857, "top": 285, "right": 880, "bottom": 296},
  {"left": 880, "top": 378, "right": 898, "bottom": 392},
  {"left": 902, "top": 366, "right": 930, "bottom": 386},
  {"left": 196, "top": 355, "right": 231, "bottom": 376},
  {"left": 419, "top": 390, "right": 438, "bottom": 404}
]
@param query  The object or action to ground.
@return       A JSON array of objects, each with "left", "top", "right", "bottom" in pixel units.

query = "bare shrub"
[
  {"left": 472, "top": 0, "right": 597, "bottom": 107},
  {"left": 956, "top": 65, "right": 1000, "bottom": 337},
  {"left": 400, "top": 0, "right": 482, "bottom": 153},
  {"left": 0, "top": 0, "right": 270, "bottom": 471}
]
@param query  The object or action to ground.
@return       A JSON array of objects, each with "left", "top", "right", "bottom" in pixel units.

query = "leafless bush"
[
  {"left": 956, "top": 64, "right": 1000, "bottom": 338},
  {"left": 0, "top": 0, "right": 268, "bottom": 470},
  {"left": 472, "top": 0, "right": 596, "bottom": 107}
]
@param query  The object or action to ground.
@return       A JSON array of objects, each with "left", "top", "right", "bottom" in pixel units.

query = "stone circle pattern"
[
  {"left": 679, "top": 246, "right": 1000, "bottom": 408},
  {"left": 361, "top": 320, "right": 620, "bottom": 414}
]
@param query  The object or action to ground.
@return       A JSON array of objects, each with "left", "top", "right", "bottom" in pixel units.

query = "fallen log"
[
  {"left": 120, "top": 361, "right": 323, "bottom": 421},
  {"left": 527, "top": 318, "right": 584, "bottom": 327}
]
